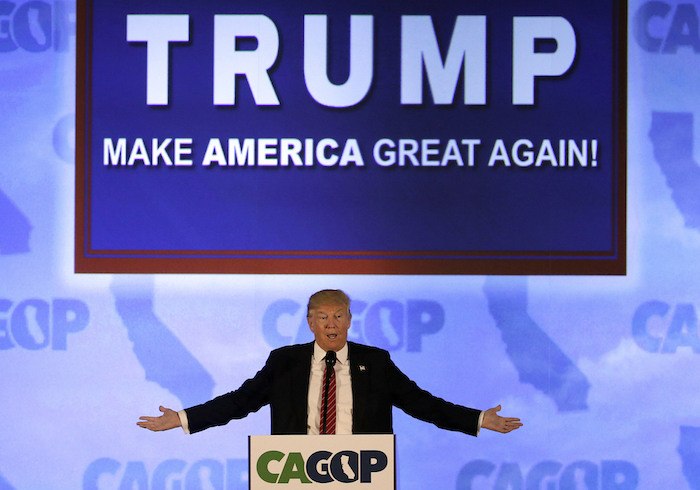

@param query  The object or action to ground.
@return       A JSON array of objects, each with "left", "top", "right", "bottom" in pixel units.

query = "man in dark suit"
[{"left": 138, "top": 289, "right": 522, "bottom": 436}]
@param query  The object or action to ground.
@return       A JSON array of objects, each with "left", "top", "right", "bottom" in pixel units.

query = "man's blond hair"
[{"left": 306, "top": 289, "right": 351, "bottom": 317}]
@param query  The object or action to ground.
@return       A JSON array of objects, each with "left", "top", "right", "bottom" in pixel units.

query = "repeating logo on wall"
[
  {"left": 632, "top": 301, "right": 700, "bottom": 353},
  {"left": 262, "top": 298, "right": 444, "bottom": 352},
  {"left": 456, "top": 459, "right": 639, "bottom": 490},
  {"left": 633, "top": 2, "right": 700, "bottom": 53},
  {"left": 82, "top": 457, "right": 248, "bottom": 490},
  {"left": 0, "top": 298, "right": 89, "bottom": 350},
  {"left": 0, "top": 1, "right": 75, "bottom": 52}
]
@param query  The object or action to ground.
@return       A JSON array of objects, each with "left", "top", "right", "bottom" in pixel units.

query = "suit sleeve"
[
  {"left": 184, "top": 353, "right": 275, "bottom": 434},
  {"left": 386, "top": 354, "right": 482, "bottom": 436}
]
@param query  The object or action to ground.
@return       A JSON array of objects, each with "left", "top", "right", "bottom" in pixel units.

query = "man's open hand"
[
  {"left": 482, "top": 405, "right": 523, "bottom": 433},
  {"left": 137, "top": 406, "right": 181, "bottom": 432}
]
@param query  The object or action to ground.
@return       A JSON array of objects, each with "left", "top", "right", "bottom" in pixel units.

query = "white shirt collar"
[{"left": 313, "top": 341, "right": 349, "bottom": 364}]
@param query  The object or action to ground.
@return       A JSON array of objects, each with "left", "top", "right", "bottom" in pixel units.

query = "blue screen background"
[{"left": 84, "top": 0, "right": 619, "bottom": 259}]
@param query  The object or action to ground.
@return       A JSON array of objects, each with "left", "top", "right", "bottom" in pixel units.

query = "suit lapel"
[
  {"left": 291, "top": 342, "right": 314, "bottom": 426},
  {"left": 348, "top": 342, "right": 370, "bottom": 428}
]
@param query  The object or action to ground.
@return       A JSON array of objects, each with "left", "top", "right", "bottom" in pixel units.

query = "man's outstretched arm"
[{"left": 481, "top": 405, "right": 523, "bottom": 433}]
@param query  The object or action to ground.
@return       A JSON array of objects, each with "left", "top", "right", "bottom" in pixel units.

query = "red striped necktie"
[{"left": 321, "top": 353, "right": 337, "bottom": 434}]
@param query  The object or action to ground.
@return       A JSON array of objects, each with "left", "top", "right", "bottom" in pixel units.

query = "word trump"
[
  {"left": 126, "top": 14, "right": 576, "bottom": 107},
  {"left": 256, "top": 450, "right": 388, "bottom": 484}
]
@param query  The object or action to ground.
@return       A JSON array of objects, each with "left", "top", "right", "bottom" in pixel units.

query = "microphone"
[{"left": 325, "top": 350, "right": 337, "bottom": 368}]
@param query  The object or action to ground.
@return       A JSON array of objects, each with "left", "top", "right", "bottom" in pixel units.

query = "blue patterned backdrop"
[{"left": 1, "top": 1, "right": 699, "bottom": 489}]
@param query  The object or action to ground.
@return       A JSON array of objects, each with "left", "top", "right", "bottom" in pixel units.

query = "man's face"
[{"left": 307, "top": 303, "right": 351, "bottom": 352}]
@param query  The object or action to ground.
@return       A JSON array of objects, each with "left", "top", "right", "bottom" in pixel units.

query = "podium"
[{"left": 249, "top": 434, "right": 395, "bottom": 489}]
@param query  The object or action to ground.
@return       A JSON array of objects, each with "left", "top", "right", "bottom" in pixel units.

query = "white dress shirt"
[{"left": 307, "top": 342, "right": 353, "bottom": 434}]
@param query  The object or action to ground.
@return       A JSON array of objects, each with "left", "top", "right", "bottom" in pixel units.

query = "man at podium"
[{"left": 138, "top": 289, "right": 522, "bottom": 437}]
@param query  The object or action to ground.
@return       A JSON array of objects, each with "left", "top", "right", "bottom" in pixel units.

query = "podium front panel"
[{"left": 249, "top": 434, "right": 395, "bottom": 489}]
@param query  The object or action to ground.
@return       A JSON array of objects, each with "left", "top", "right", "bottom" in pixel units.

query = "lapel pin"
[{"left": 359, "top": 365, "right": 366, "bottom": 371}]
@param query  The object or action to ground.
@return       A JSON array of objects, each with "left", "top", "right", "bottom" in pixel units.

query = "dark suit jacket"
[{"left": 185, "top": 341, "right": 481, "bottom": 436}]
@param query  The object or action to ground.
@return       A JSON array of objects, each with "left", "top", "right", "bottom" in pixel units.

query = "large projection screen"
[{"left": 76, "top": 0, "right": 626, "bottom": 275}]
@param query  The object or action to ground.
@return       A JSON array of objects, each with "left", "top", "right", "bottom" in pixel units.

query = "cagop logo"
[{"left": 256, "top": 450, "right": 388, "bottom": 485}]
